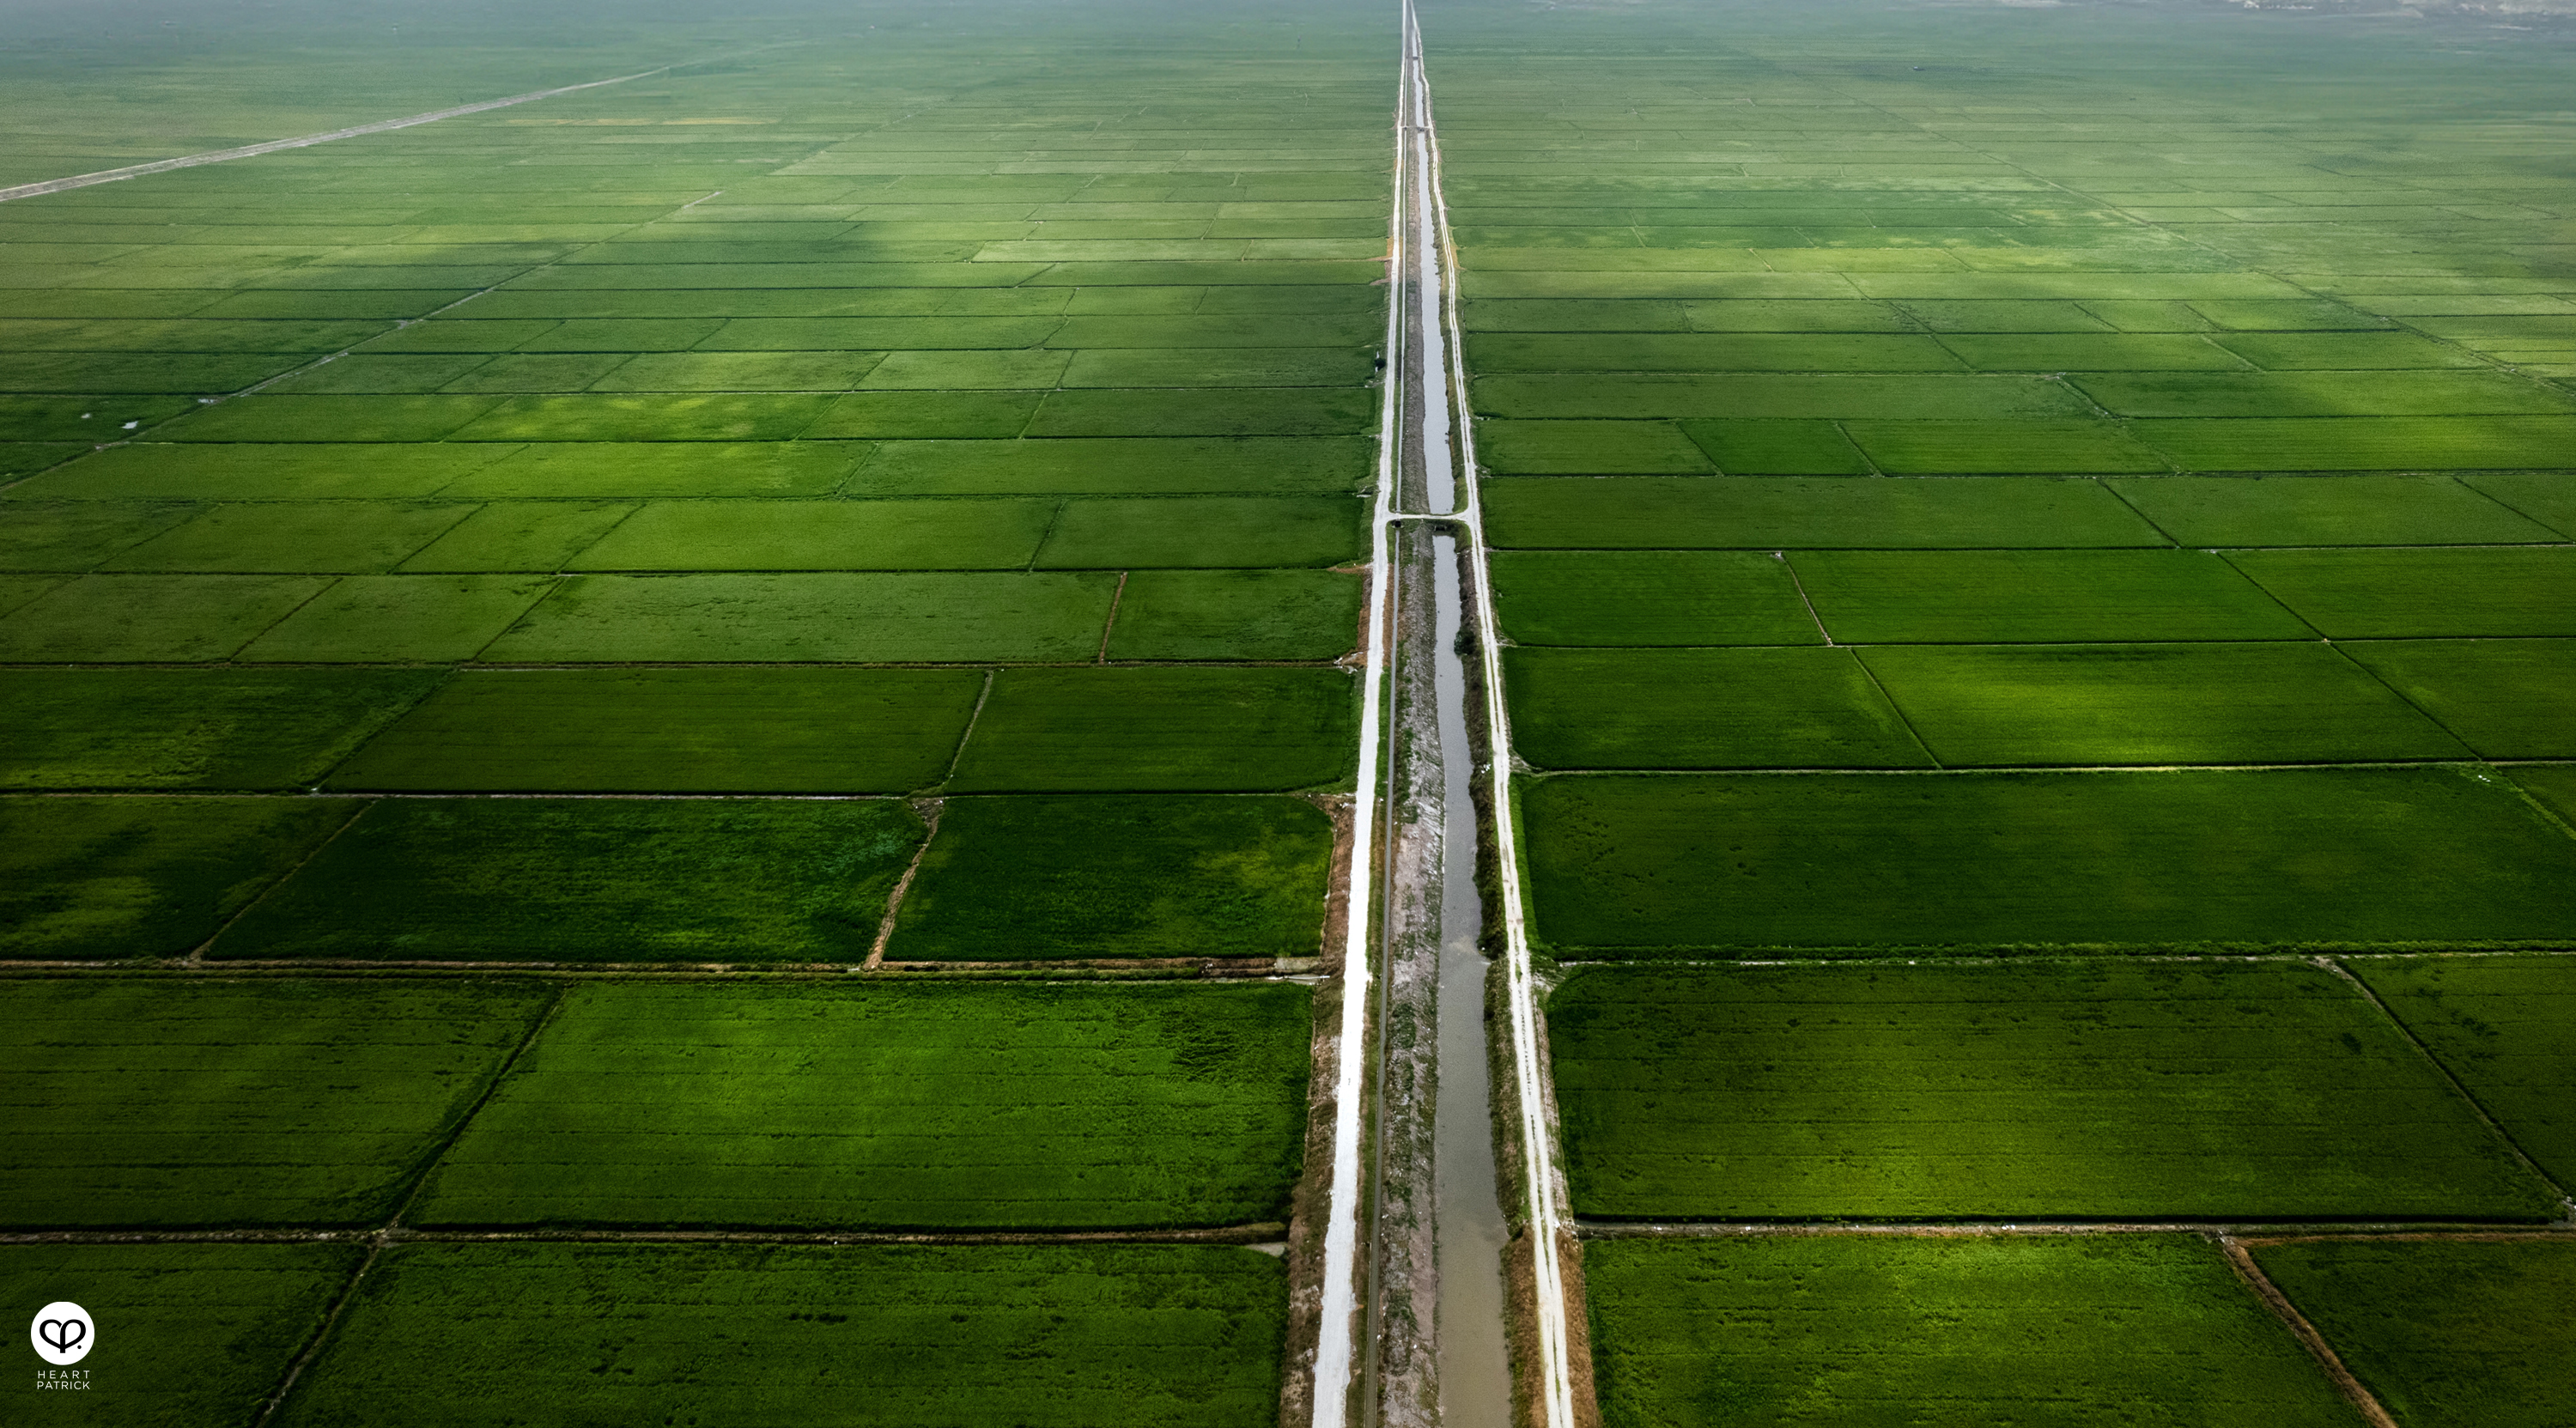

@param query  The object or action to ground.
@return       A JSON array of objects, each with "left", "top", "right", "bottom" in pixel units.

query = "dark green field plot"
[
  {"left": 0, "top": 666, "right": 442, "bottom": 788},
  {"left": 0, "top": 573, "right": 330, "bottom": 660},
  {"left": 274, "top": 1242, "right": 1285, "bottom": 1428},
  {"left": 0, "top": 1243, "right": 361, "bottom": 1428},
  {"left": 448, "top": 394, "right": 840, "bottom": 443},
  {"left": 408, "top": 981, "right": 1310, "bottom": 1229},
  {"left": 2464, "top": 472, "right": 2576, "bottom": 538},
  {"left": 888, "top": 795, "right": 1333, "bottom": 961},
  {"left": 1507, "top": 647, "right": 1930, "bottom": 770},
  {"left": 1036, "top": 495, "right": 1364, "bottom": 568},
  {"left": 2226, "top": 550, "right": 2576, "bottom": 639},
  {"left": 848, "top": 437, "right": 1368, "bottom": 497},
  {"left": 566, "top": 499, "right": 1056, "bottom": 571},
  {"left": 1481, "top": 477, "right": 2166, "bottom": 550},
  {"left": 2, "top": 797, "right": 355, "bottom": 959},
  {"left": 1475, "top": 421, "right": 1716, "bottom": 476},
  {"left": 2107, "top": 475, "right": 2562, "bottom": 547},
  {"left": 1682, "top": 419, "right": 1871, "bottom": 475},
  {"left": 437, "top": 441, "right": 864, "bottom": 498},
  {"left": 1860, "top": 643, "right": 2469, "bottom": 767},
  {"left": 100, "top": 502, "right": 471, "bottom": 573},
  {"left": 479, "top": 571, "right": 1115, "bottom": 662},
  {"left": 2348, "top": 956, "right": 2576, "bottom": 1188},
  {"left": 13, "top": 444, "right": 518, "bottom": 501},
  {"left": 216, "top": 798, "right": 924, "bottom": 963},
  {"left": 1107, "top": 569, "right": 1361, "bottom": 661},
  {"left": 2337, "top": 641, "right": 2576, "bottom": 759},
  {"left": 235, "top": 575, "right": 556, "bottom": 661},
  {"left": 328, "top": 667, "right": 981, "bottom": 793},
  {"left": 2136, "top": 417, "right": 2576, "bottom": 473},
  {"left": 0, "top": 978, "right": 551, "bottom": 1225},
  {"left": 157, "top": 396, "right": 502, "bottom": 444},
  {"left": 1586, "top": 1237, "right": 2356, "bottom": 1428},
  {"left": 1841, "top": 420, "right": 2169, "bottom": 475},
  {"left": 1520, "top": 767, "right": 2576, "bottom": 952},
  {"left": 1551, "top": 962, "right": 2549, "bottom": 1220},
  {"left": 0, "top": 501, "right": 198, "bottom": 568},
  {"left": 807, "top": 390, "right": 1043, "bottom": 440},
  {"left": 1490, "top": 550, "right": 1821, "bottom": 647},
  {"left": 2072, "top": 370, "right": 2576, "bottom": 419},
  {"left": 1789, "top": 550, "right": 2310, "bottom": 643},
  {"left": 949, "top": 667, "right": 1356, "bottom": 792},
  {"left": 1467, "top": 332, "right": 1964, "bottom": 372},
  {"left": 2254, "top": 1238, "right": 2576, "bottom": 1428},
  {"left": 1029, "top": 387, "right": 1374, "bottom": 438},
  {"left": 1472, "top": 372, "right": 2095, "bottom": 422}
]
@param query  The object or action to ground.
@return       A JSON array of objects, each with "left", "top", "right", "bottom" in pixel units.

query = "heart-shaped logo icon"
[{"left": 29, "top": 1302, "right": 93, "bottom": 1366}]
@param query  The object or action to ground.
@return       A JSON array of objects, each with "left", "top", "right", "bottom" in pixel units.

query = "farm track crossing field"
[
  {"left": 1548, "top": 962, "right": 2555, "bottom": 1221},
  {"left": 410, "top": 981, "right": 1313, "bottom": 1230},
  {"left": 272, "top": 1242, "right": 1289, "bottom": 1428}
]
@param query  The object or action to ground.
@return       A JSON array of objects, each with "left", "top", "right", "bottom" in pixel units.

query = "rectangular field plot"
[
  {"left": 1107, "top": 569, "right": 1362, "bottom": 661},
  {"left": 2338, "top": 641, "right": 2576, "bottom": 759},
  {"left": 1519, "top": 768, "right": 2576, "bottom": 952},
  {"left": 948, "top": 667, "right": 1356, "bottom": 793},
  {"left": 213, "top": 798, "right": 925, "bottom": 963},
  {"left": 0, "top": 501, "right": 199, "bottom": 568},
  {"left": 1586, "top": 1237, "right": 2356, "bottom": 1428},
  {"left": 1490, "top": 550, "right": 1823, "bottom": 647},
  {"left": 885, "top": 795, "right": 1334, "bottom": 962},
  {"left": 0, "top": 667, "right": 443, "bottom": 788},
  {"left": 1035, "top": 495, "right": 1364, "bottom": 568},
  {"left": 1507, "top": 647, "right": 1932, "bottom": 770},
  {"left": 408, "top": 981, "right": 1311, "bottom": 1230},
  {"left": 0, "top": 573, "right": 331, "bottom": 660},
  {"left": 2107, "top": 474, "right": 2563, "bottom": 547},
  {"left": 1483, "top": 476, "right": 2166, "bottom": 550},
  {"left": 2347, "top": 956, "right": 2576, "bottom": 1188},
  {"left": 2136, "top": 416, "right": 2576, "bottom": 472},
  {"left": 2, "top": 797, "right": 355, "bottom": 959},
  {"left": 2225, "top": 550, "right": 2576, "bottom": 639},
  {"left": 326, "top": 667, "right": 981, "bottom": 793},
  {"left": 274, "top": 1243, "right": 1285, "bottom": 1428},
  {"left": 0, "top": 978, "right": 552, "bottom": 1226},
  {"left": 1549, "top": 963, "right": 2552, "bottom": 1220},
  {"left": 2252, "top": 1238, "right": 2576, "bottom": 1428},
  {"left": 0, "top": 1243, "right": 361, "bottom": 1428},
  {"left": 563, "top": 498, "right": 1057, "bottom": 571},
  {"left": 438, "top": 441, "right": 862, "bottom": 498},
  {"left": 847, "top": 437, "right": 1367, "bottom": 496},
  {"left": 1860, "top": 643, "right": 2469, "bottom": 767},
  {"left": 1789, "top": 550, "right": 2310, "bottom": 643},
  {"left": 478, "top": 571, "right": 1116, "bottom": 662}
]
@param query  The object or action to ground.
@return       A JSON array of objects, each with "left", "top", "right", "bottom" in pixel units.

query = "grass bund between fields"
[{"left": 1407, "top": 0, "right": 2576, "bottom": 1424}]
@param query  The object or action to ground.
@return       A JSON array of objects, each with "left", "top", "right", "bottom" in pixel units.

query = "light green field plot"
[
  {"left": 393, "top": 501, "right": 635, "bottom": 572},
  {"left": 408, "top": 981, "right": 1310, "bottom": 1229},
  {"left": 2336, "top": 641, "right": 2576, "bottom": 759},
  {"left": 1107, "top": 569, "right": 1361, "bottom": 661},
  {"left": 1938, "top": 334, "right": 2247, "bottom": 371},
  {"left": 1552, "top": 962, "right": 2552, "bottom": 1220},
  {"left": 2460, "top": 473, "right": 2576, "bottom": 538},
  {"left": 156, "top": 395, "right": 501, "bottom": 443},
  {"left": 438, "top": 441, "right": 864, "bottom": 498},
  {"left": 0, "top": 978, "right": 551, "bottom": 1224},
  {"left": 1027, "top": 387, "right": 1375, "bottom": 438},
  {"left": 1490, "top": 550, "right": 1822, "bottom": 647},
  {"left": 449, "top": 393, "right": 841, "bottom": 443},
  {"left": 2138, "top": 417, "right": 2576, "bottom": 473},
  {"left": 948, "top": 667, "right": 1357, "bottom": 793},
  {"left": 1680, "top": 419, "right": 1873, "bottom": 476},
  {"left": 0, "top": 797, "right": 353, "bottom": 958},
  {"left": 326, "top": 668, "right": 981, "bottom": 793},
  {"left": 0, "top": 573, "right": 328, "bottom": 659},
  {"left": 1475, "top": 421, "right": 1716, "bottom": 476},
  {"left": 1789, "top": 550, "right": 2311, "bottom": 643},
  {"left": 1467, "top": 332, "right": 1965, "bottom": 374},
  {"left": 888, "top": 795, "right": 1334, "bottom": 962},
  {"left": 215, "top": 798, "right": 924, "bottom": 963},
  {"left": 235, "top": 575, "right": 556, "bottom": 660},
  {"left": 2211, "top": 333, "right": 2487, "bottom": 370},
  {"left": 847, "top": 436, "right": 1368, "bottom": 497},
  {"left": 2226, "top": 549, "right": 2576, "bottom": 638},
  {"left": 1473, "top": 373, "right": 2095, "bottom": 422},
  {"left": 273, "top": 1243, "right": 1286, "bottom": 1428},
  {"left": 1036, "top": 496, "right": 1364, "bottom": 568},
  {"left": 1586, "top": 1237, "right": 2358, "bottom": 1428},
  {"left": 805, "top": 390, "right": 1044, "bottom": 440},
  {"left": 99, "top": 501, "right": 471, "bottom": 572},
  {"left": 1860, "top": 643, "right": 2470, "bottom": 767},
  {"left": 0, "top": 1243, "right": 361, "bottom": 1428},
  {"left": 1842, "top": 419, "right": 2170, "bottom": 475},
  {"left": 1521, "top": 768, "right": 2576, "bottom": 952},
  {"left": 2073, "top": 371, "right": 2576, "bottom": 419},
  {"left": 2254, "top": 1239, "right": 2576, "bottom": 1428},
  {"left": 10, "top": 443, "right": 518, "bottom": 501},
  {"left": 478, "top": 571, "right": 1115, "bottom": 663},
  {"left": 0, "top": 666, "right": 441, "bottom": 787},
  {"left": 1482, "top": 477, "right": 2167, "bottom": 550},
  {"left": 1507, "top": 647, "right": 1930, "bottom": 770},
  {"left": 2348, "top": 956, "right": 2576, "bottom": 1188},
  {"left": 565, "top": 498, "right": 1057, "bottom": 571},
  {"left": 0, "top": 501, "right": 198, "bottom": 568},
  {"left": 2107, "top": 475, "right": 2562, "bottom": 547}
]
